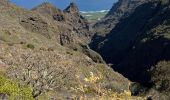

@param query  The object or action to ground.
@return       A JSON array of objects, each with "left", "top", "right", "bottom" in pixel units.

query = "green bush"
[
  {"left": 0, "top": 74, "right": 34, "bottom": 100},
  {"left": 27, "top": 44, "right": 35, "bottom": 49},
  {"left": 20, "top": 41, "right": 26, "bottom": 44}
]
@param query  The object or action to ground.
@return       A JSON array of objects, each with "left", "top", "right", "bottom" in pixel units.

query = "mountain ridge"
[
  {"left": 0, "top": 0, "right": 141, "bottom": 99},
  {"left": 90, "top": 0, "right": 170, "bottom": 99}
]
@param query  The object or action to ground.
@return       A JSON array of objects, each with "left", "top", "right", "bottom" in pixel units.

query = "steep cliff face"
[
  {"left": 0, "top": 0, "right": 139, "bottom": 99},
  {"left": 63, "top": 3, "right": 91, "bottom": 44},
  {"left": 90, "top": 0, "right": 170, "bottom": 99},
  {"left": 90, "top": 0, "right": 149, "bottom": 62},
  {"left": 92, "top": 0, "right": 147, "bottom": 36},
  {"left": 64, "top": 2, "right": 79, "bottom": 13},
  {"left": 32, "top": 2, "right": 91, "bottom": 46},
  {"left": 32, "top": 3, "right": 103, "bottom": 63}
]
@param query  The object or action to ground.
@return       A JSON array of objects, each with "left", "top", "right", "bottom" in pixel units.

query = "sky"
[{"left": 10, "top": 0, "right": 118, "bottom": 11}]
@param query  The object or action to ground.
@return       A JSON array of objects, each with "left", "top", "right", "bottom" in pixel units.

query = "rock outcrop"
[
  {"left": 32, "top": 2, "right": 100, "bottom": 63},
  {"left": 64, "top": 2, "right": 79, "bottom": 13},
  {"left": 32, "top": 2, "right": 91, "bottom": 46}
]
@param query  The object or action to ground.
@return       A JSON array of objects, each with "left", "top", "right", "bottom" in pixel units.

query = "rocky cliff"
[
  {"left": 90, "top": 0, "right": 170, "bottom": 99},
  {"left": 32, "top": 2, "right": 91, "bottom": 45},
  {"left": 92, "top": 0, "right": 147, "bottom": 36},
  {"left": 31, "top": 2, "right": 106, "bottom": 63}
]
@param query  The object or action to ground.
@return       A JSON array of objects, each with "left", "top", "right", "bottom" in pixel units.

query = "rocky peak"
[
  {"left": 107, "top": 0, "right": 149, "bottom": 18},
  {"left": 32, "top": 2, "right": 65, "bottom": 21},
  {"left": 64, "top": 2, "right": 79, "bottom": 14},
  {"left": 32, "top": 2, "right": 58, "bottom": 10},
  {"left": 36, "top": 2, "right": 54, "bottom": 7},
  {"left": 92, "top": 0, "right": 148, "bottom": 37},
  {"left": 32, "top": 2, "right": 62, "bottom": 16},
  {"left": 35, "top": 2, "right": 54, "bottom": 8}
]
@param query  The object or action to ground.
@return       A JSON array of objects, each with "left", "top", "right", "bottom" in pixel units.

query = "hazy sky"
[{"left": 10, "top": 0, "right": 118, "bottom": 11}]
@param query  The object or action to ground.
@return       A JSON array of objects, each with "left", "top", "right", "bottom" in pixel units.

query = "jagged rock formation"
[
  {"left": 32, "top": 2, "right": 65, "bottom": 21},
  {"left": 90, "top": 0, "right": 170, "bottom": 99},
  {"left": 0, "top": 0, "right": 142, "bottom": 99},
  {"left": 64, "top": 3, "right": 91, "bottom": 42},
  {"left": 32, "top": 2, "right": 104, "bottom": 63},
  {"left": 64, "top": 2, "right": 79, "bottom": 13},
  {"left": 32, "top": 2, "right": 91, "bottom": 45}
]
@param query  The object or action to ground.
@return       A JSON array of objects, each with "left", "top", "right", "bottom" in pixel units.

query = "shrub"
[
  {"left": 0, "top": 74, "right": 34, "bottom": 100},
  {"left": 20, "top": 41, "right": 26, "bottom": 44},
  {"left": 47, "top": 47, "right": 54, "bottom": 51},
  {"left": 27, "top": 44, "right": 35, "bottom": 49},
  {"left": 66, "top": 51, "right": 73, "bottom": 55}
]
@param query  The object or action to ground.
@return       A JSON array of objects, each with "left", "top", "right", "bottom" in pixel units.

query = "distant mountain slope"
[
  {"left": 90, "top": 0, "right": 170, "bottom": 99},
  {"left": 92, "top": 0, "right": 147, "bottom": 36}
]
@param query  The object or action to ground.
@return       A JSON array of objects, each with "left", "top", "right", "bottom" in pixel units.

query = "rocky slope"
[
  {"left": 92, "top": 0, "right": 147, "bottom": 36},
  {"left": 90, "top": 0, "right": 170, "bottom": 99},
  {"left": 31, "top": 2, "right": 105, "bottom": 63},
  {"left": 0, "top": 0, "right": 142, "bottom": 99},
  {"left": 0, "top": 43, "right": 131, "bottom": 99},
  {"left": 32, "top": 2, "right": 91, "bottom": 45}
]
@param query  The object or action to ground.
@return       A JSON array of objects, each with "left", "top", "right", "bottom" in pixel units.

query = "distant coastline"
[
  {"left": 80, "top": 10, "right": 109, "bottom": 23},
  {"left": 80, "top": 10, "right": 109, "bottom": 14}
]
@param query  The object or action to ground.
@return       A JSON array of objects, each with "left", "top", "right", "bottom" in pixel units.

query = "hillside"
[
  {"left": 3, "top": 0, "right": 170, "bottom": 99},
  {"left": 0, "top": 0, "right": 143, "bottom": 99},
  {"left": 92, "top": 0, "right": 147, "bottom": 36},
  {"left": 90, "top": 0, "right": 170, "bottom": 99}
]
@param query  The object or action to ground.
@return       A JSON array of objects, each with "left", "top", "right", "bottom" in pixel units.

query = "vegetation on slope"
[
  {"left": 90, "top": 0, "right": 170, "bottom": 99},
  {"left": 0, "top": 73, "right": 34, "bottom": 100},
  {"left": 0, "top": 0, "right": 145, "bottom": 99}
]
